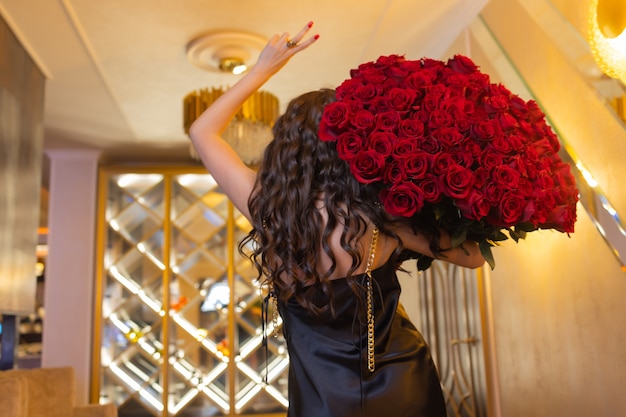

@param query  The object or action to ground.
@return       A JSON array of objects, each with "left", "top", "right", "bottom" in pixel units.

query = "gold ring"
[{"left": 286, "top": 40, "right": 297, "bottom": 48}]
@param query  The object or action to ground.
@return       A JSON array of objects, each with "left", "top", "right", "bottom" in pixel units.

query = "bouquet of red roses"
[{"left": 319, "top": 54, "right": 578, "bottom": 269}]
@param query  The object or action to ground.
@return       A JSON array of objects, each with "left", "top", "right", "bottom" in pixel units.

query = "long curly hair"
[{"left": 239, "top": 89, "right": 434, "bottom": 316}]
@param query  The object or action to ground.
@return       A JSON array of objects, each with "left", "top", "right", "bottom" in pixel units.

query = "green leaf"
[
  {"left": 479, "top": 241, "right": 496, "bottom": 270},
  {"left": 516, "top": 222, "right": 537, "bottom": 232},
  {"left": 451, "top": 227, "right": 468, "bottom": 248},
  {"left": 492, "top": 230, "right": 509, "bottom": 241},
  {"left": 513, "top": 228, "right": 527, "bottom": 240},
  {"left": 508, "top": 228, "right": 521, "bottom": 243}
]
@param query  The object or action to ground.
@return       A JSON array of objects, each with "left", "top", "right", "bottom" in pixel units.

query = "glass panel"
[
  {"left": 100, "top": 173, "right": 167, "bottom": 413},
  {"left": 169, "top": 174, "right": 232, "bottom": 415},
  {"left": 114, "top": 173, "right": 164, "bottom": 198},
  {"left": 174, "top": 202, "right": 226, "bottom": 243},
  {"left": 98, "top": 170, "right": 289, "bottom": 416},
  {"left": 100, "top": 371, "right": 130, "bottom": 406},
  {"left": 106, "top": 181, "right": 134, "bottom": 222},
  {"left": 110, "top": 202, "right": 162, "bottom": 246},
  {"left": 231, "top": 207, "right": 289, "bottom": 414}
]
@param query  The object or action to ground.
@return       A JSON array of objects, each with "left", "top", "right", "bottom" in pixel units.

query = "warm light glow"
[
  {"left": 184, "top": 88, "right": 279, "bottom": 166},
  {"left": 589, "top": 0, "right": 626, "bottom": 84}
]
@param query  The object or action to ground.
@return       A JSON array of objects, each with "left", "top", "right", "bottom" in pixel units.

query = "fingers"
[{"left": 283, "top": 21, "right": 319, "bottom": 52}]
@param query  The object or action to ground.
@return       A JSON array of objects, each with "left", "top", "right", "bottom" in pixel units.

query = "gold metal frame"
[{"left": 92, "top": 166, "right": 288, "bottom": 417}]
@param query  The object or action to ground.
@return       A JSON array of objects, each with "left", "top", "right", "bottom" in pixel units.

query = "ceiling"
[{"left": 0, "top": 0, "right": 488, "bottom": 163}]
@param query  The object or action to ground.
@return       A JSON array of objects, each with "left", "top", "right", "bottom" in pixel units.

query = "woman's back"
[{"left": 279, "top": 259, "right": 447, "bottom": 417}]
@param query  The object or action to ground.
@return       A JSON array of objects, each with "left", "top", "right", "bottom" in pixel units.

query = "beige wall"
[{"left": 444, "top": 0, "right": 626, "bottom": 416}]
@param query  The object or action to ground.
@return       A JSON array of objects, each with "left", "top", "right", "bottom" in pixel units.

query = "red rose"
[
  {"left": 379, "top": 182, "right": 425, "bottom": 217},
  {"left": 495, "top": 191, "right": 525, "bottom": 225},
  {"left": 386, "top": 87, "right": 418, "bottom": 112},
  {"left": 483, "top": 181, "right": 505, "bottom": 204},
  {"left": 400, "top": 150, "right": 432, "bottom": 179},
  {"left": 351, "top": 109, "right": 375, "bottom": 133},
  {"left": 319, "top": 102, "right": 350, "bottom": 141},
  {"left": 359, "top": 68, "right": 386, "bottom": 85},
  {"left": 336, "top": 78, "right": 362, "bottom": 100},
  {"left": 353, "top": 84, "right": 380, "bottom": 104},
  {"left": 398, "top": 118, "right": 425, "bottom": 138},
  {"left": 461, "top": 141, "right": 482, "bottom": 159},
  {"left": 442, "top": 164, "right": 475, "bottom": 199},
  {"left": 376, "top": 54, "right": 404, "bottom": 66},
  {"left": 498, "top": 113, "right": 518, "bottom": 131},
  {"left": 450, "top": 150, "right": 473, "bottom": 168},
  {"left": 375, "top": 111, "right": 401, "bottom": 131},
  {"left": 470, "top": 119, "right": 502, "bottom": 142},
  {"left": 367, "top": 131, "right": 396, "bottom": 157},
  {"left": 384, "top": 160, "right": 407, "bottom": 185},
  {"left": 419, "top": 136, "right": 442, "bottom": 154},
  {"left": 492, "top": 165, "right": 521, "bottom": 188},
  {"left": 509, "top": 94, "right": 528, "bottom": 119},
  {"left": 483, "top": 95, "right": 509, "bottom": 113},
  {"left": 422, "top": 92, "right": 443, "bottom": 113},
  {"left": 455, "top": 118, "right": 472, "bottom": 133},
  {"left": 488, "top": 135, "right": 514, "bottom": 155},
  {"left": 406, "top": 70, "right": 437, "bottom": 90},
  {"left": 428, "top": 109, "right": 453, "bottom": 129},
  {"left": 479, "top": 150, "right": 505, "bottom": 172},
  {"left": 530, "top": 191, "right": 557, "bottom": 224},
  {"left": 368, "top": 96, "right": 391, "bottom": 115},
  {"left": 417, "top": 175, "right": 442, "bottom": 203},
  {"left": 349, "top": 149, "right": 386, "bottom": 184},
  {"left": 431, "top": 127, "right": 464, "bottom": 147},
  {"left": 456, "top": 189, "right": 491, "bottom": 221},
  {"left": 432, "top": 152, "right": 455, "bottom": 174},
  {"left": 441, "top": 97, "right": 475, "bottom": 119},
  {"left": 526, "top": 100, "right": 545, "bottom": 122},
  {"left": 336, "top": 131, "right": 366, "bottom": 161},
  {"left": 392, "top": 137, "right": 418, "bottom": 157},
  {"left": 399, "top": 59, "right": 423, "bottom": 72},
  {"left": 552, "top": 162, "right": 576, "bottom": 188},
  {"left": 386, "top": 64, "right": 410, "bottom": 79},
  {"left": 473, "top": 167, "right": 488, "bottom": 189},
  {"left": 447, "top": 55, "right": 479, "bottom": 74}
]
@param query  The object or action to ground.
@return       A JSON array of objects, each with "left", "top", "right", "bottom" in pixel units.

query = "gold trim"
[
  {"left": 161, "top": 174, "right": 172, "bottom": 417},
  {"left": 227, "top": 201, "right": 236, "bottom": 413},
  {"left": 90, "top": 167, "right": 108, "bottom": 403},
  {"left": 476, "top": 266, "right": 503, "bottom": 417}
]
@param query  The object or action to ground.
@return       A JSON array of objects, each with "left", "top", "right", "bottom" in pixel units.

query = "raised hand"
[{"left": 252, "top": 21, "right": 320, "bottom": 77}]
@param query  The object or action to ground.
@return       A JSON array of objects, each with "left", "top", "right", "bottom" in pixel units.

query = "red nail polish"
[
  {"left": 314, "top": 34, "right": 320, "bottom": 40},
  {"left": 308, "top": 21, "right": 314, "bottom": 28}
]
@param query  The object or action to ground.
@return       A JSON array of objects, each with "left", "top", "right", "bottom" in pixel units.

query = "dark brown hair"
[{"left": 238, "top": 89, "right": 393, "bottom": 315}]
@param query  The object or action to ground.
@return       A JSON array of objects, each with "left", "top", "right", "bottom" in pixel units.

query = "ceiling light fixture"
[
  {"left": 186, "top": 30, "right": 266, "bottom": 74},
  {"left": 184, "top": 30, "right": 279, "bottom": 166},
  {"left": 218, "top": 57, "right": 247, "bottom": 75}
]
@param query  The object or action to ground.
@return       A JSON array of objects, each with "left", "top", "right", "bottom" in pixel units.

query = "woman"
[{"left": 189, "top": 22, "right": 484, "bottom": 417}]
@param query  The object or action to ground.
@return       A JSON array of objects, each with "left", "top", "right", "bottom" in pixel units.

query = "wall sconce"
[{"left": 588, "top": 0, "right": 626, "bottom": 84}]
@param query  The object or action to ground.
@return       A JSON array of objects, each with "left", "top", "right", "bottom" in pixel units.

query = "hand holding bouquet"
[{"left": 319, "top": 54, "right": 579, "bottom": 269}]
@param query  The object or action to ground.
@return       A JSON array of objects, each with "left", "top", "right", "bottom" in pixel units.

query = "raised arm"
[{"left": 188, "top": 23, "right": 319, "bottom": 220}]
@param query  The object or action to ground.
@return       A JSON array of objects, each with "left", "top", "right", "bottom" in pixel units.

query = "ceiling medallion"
[{"left": 186, "top": 30, "right": 267, "bottom": 74}]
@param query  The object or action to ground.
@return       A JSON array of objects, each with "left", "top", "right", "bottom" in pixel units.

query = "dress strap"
[{"left": 365, "top": 227, "right": 379, "bottom": 372}]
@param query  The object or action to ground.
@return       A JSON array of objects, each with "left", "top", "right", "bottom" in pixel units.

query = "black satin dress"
[{"left": 278, "top": 259, "right": 447, "bottom": 417}]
